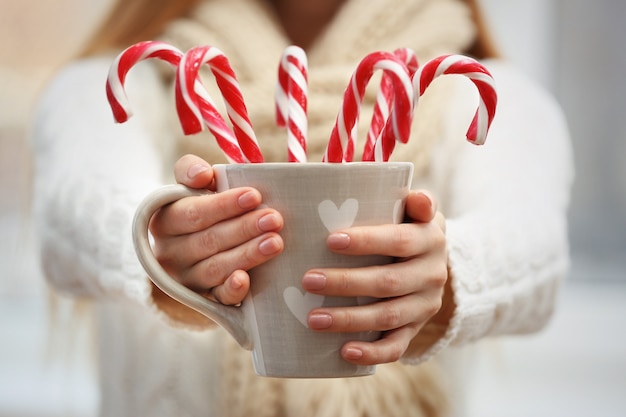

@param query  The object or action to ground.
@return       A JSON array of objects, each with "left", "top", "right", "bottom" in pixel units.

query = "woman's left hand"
[{"left": 302, "top": 190, "right": 448, "bottom": 366}]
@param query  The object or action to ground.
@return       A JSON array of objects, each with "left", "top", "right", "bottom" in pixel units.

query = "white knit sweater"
[
  {"left": 31, "top": 2, "right": 573, "bottom": 414},
  {"left": 31, "top": 55, "right": 573, "bottom": 416}
]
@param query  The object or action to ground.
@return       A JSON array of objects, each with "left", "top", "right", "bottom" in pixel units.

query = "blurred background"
[{"left": 1, "top": 0, "right": 625, "bottom": 416}]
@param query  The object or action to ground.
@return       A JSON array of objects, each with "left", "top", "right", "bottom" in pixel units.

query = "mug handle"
[{"left": 132, "top": 184, "right": 252, "bottom": 349}]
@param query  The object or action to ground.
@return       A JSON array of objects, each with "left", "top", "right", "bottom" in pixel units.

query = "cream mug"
[{"left": 133, "top": 162, "right": 413, "bottom": 378}]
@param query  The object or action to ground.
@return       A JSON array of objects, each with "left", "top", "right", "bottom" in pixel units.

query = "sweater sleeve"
[
  {"left": 404, "top": 61, "right": 574, "bottom": 363},
  {"left": 31, "top": 57, "right": 177, "bottom": 305}
]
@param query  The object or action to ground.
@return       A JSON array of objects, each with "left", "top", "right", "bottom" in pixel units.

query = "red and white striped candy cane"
[
  {"left": 324, "top": 51, "right": 414, "bottom": 163},
  {"left": 106, "top": 41, "right": 183, "bottom": 123},
  {"left": 275, "top": 46, "right": 309, "bottom": 163},
  {"left": 364, "top": 47, "right": 419, "bottom": 162},
  {"left": 106, "top": 41, "right": 248, "bottom": 163},
  {"left": 414, "top": 54, "right": 497, "bottom": 146},
  {"left": 176, "top": 45, "right": 264, "bottom": 163}
]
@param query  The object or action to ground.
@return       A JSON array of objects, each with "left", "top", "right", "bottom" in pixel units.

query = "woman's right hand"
[{"left": 149, "top": 154, "right": 284, "bottom": 306}]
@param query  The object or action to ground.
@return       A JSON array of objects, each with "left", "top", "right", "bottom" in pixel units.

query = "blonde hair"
[
  {"left": 82, "top": 0, "right": 202, "bottom": 56},
  {"left": 464, "top": 0, "right": 500, "bottom": 59},
  {"left": 83, "top": 0, "right": 498, "bottom": 58}
]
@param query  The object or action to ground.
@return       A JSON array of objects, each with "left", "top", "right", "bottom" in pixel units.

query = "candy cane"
[
  {"left": 363, "top": 48, "right": 419, "bottom": 162},
  {"left": 275, "top": 46, "right": 308, "bottom": 163},
  {"left": 324, "top": 51, "right": 414, "bottom": 163},
  {"left": 414, "top": 54, "right": 497, "bottom": 146},
  {"left": 191, "top": 91, "right": 249, "bottom": 164},
  {"left": 106, "top": 41, "right": 247, "bottom": 163},
  {"left": 106, "top": 41, "right": 183, "bottom": 124},
  {"left": 176, "top": 45, "right": 264, "bottom": 163}
]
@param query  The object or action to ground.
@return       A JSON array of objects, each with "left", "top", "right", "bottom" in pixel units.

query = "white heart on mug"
[
  {"left": 283, "top": 287, "right": 325, "bottom": 328},
  {"left": 318, "top": 198, "right": 359, "bottom": 232}
]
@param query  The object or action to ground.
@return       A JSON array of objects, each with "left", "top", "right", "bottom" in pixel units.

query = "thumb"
[
  {"left": 174, "top": 154, "right": 215, "bottom": 189},
  {"left": 405, "top": 190, "right": 437, "bottom": 223}
]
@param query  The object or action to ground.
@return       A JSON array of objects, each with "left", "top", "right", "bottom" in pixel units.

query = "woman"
[{"left": 31, "top": 0, "right": 573, "bottom": 415}]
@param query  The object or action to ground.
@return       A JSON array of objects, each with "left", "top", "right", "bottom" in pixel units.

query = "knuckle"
[
  {"left": 381, "top": 327, "right": 417, "bottom": 363},
  {"left": 432, "top": 227, "right": 447, "bottom": 250},
  {"left": 241, "top": 244, "right": 260, "bottom": 268},
  {"left": 376, "top": 303, "right": 402, "bottom": 330},
  {"left": 430, "top": 263, "right": 448, "bottom": 288},
  {"left": 338, "top": 309, "right": 357, "bottom": 330},
  {"left": 392, "top": 226, "right": 414, "bottom": 254},
  {"left": 183, "top": 201, "right": 203, "bottom": 227},
  {"left": 154, "top": 253, "right": 173, "bottom": 270},
  {"left": 423, "top": 294, "right": 443, "bottom": 319},
  {"left": 336, "top": 269, "right": 353, "bottom": 292},
  {"left": 200, "top": 257, "right": 225, "bottom": 286},
  {"left": 386, "top": 344, "right": 404, "bottom": 363},
  {"left": 233, "top": 239, "right": 265, "bottom": 272},
  {"left": 242, "top": 212, "right": 263, "bottom": 238},
  {"left": 154, "top": 246, "right": 177, "bottom": 271},
  {"left": 198, "top": 230, "right": 220, "bottom": 255},
  {"left": 378, "top": 268, "right": 403, "bottom": 296},
  {"left": 148, "top": 213, "right": 164, "bottom": 237}
]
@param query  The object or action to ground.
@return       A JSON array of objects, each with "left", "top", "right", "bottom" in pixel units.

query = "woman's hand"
[
  {"left": 301, "top": 190, "right": 449, "bottom": 365},
  {"left": 149, "top": 154, "right": 285, "bottom": 305}
]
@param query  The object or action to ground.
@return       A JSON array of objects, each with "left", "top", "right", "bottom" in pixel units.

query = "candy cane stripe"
[
  {"left": 177, "top": 45, "right": 263, "bottom": 163},
  {"left": 276, "top": 46, "right": 308, "bottom": 162},
  {"left": 364, "top": 48, "right": 418, "bottom": 162},
  {"left": 414, "top": 54, "right": 497, "bottom": 146},
  {"left": 106, "top": 41, "right": 183, "bottom": 123},
  {"left": 325, "top": 51, "right": 414, "bottom": 163}
]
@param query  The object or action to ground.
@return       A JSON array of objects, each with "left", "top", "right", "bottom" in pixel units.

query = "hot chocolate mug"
[{"left": 133, "top": 162, "right": 413, "bottom": 378}]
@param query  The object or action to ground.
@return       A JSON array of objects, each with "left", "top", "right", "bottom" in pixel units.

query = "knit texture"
[
  {"left": 161, "top": 0, "right": 475, "bottom": 171},
  {"left": 31, "top": 0, "right": 574, "bottom": 415},
  {"left": 217, "top": 331, "right": 449, "bottom": 417},
  {"left": 161, "top": 0, "right": 473, "bottom": 415}
]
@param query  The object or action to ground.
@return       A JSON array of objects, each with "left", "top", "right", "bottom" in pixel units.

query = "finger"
[
  {"left": 150, "top": 187, "right": 263, "bottom": 236},
  {"left": 302, "top": 255, "right": 447, "bottom": 298},
  {"left": 434, "top": 211, "right": 446, "bottom": 233},
  {"left": 210, "top": 270, "right": 250, "bottom": 305},
  {"left": 307, "top": 291, "right": 441, "bottom": 333},
  {"left": 155, "top": 208, "right": 283, "bottom": 268},
  {"left": 326, "top": 221, "right": 446, "bottom": 258},
  {"left": 405, "top": 190, "right": 437, "bottom": 223},
  {"left": 341, "top": 323, "right": 422, "bottom": 365},
  {"left": 182, "top": 233, "right": 284, "bottom": 290},
  {"left": 174, "top": 154, "right": 215, "bottom": 189}
]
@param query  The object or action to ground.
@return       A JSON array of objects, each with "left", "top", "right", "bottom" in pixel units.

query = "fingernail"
[
  {"left": 302, "top": 272, "right": 326, "bottom": 291},
  {"left": 327, "top": 233, "right": 350, "bottom": 250},
  {"left": 188, "top": 163, "right": 209, "bottom": 179},
  {"left": 259, "top": 236, "right": 281, "bottom": 256},
  {"left": 258, "top": 213, "right": 280, "bottom": 232},
  {"left": 238, "top": 191, "right": 259, "bottom": 209},
  {"left": 308, "top": 313, "right": 332, "bottom": 330},
  {"left": 343, "top": 347, "right": 363, "bottom": 360}
]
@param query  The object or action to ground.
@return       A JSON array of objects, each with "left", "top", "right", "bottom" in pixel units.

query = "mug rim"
[{"left": 215, "top": 161, "right": 414, "bottom": 169}]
